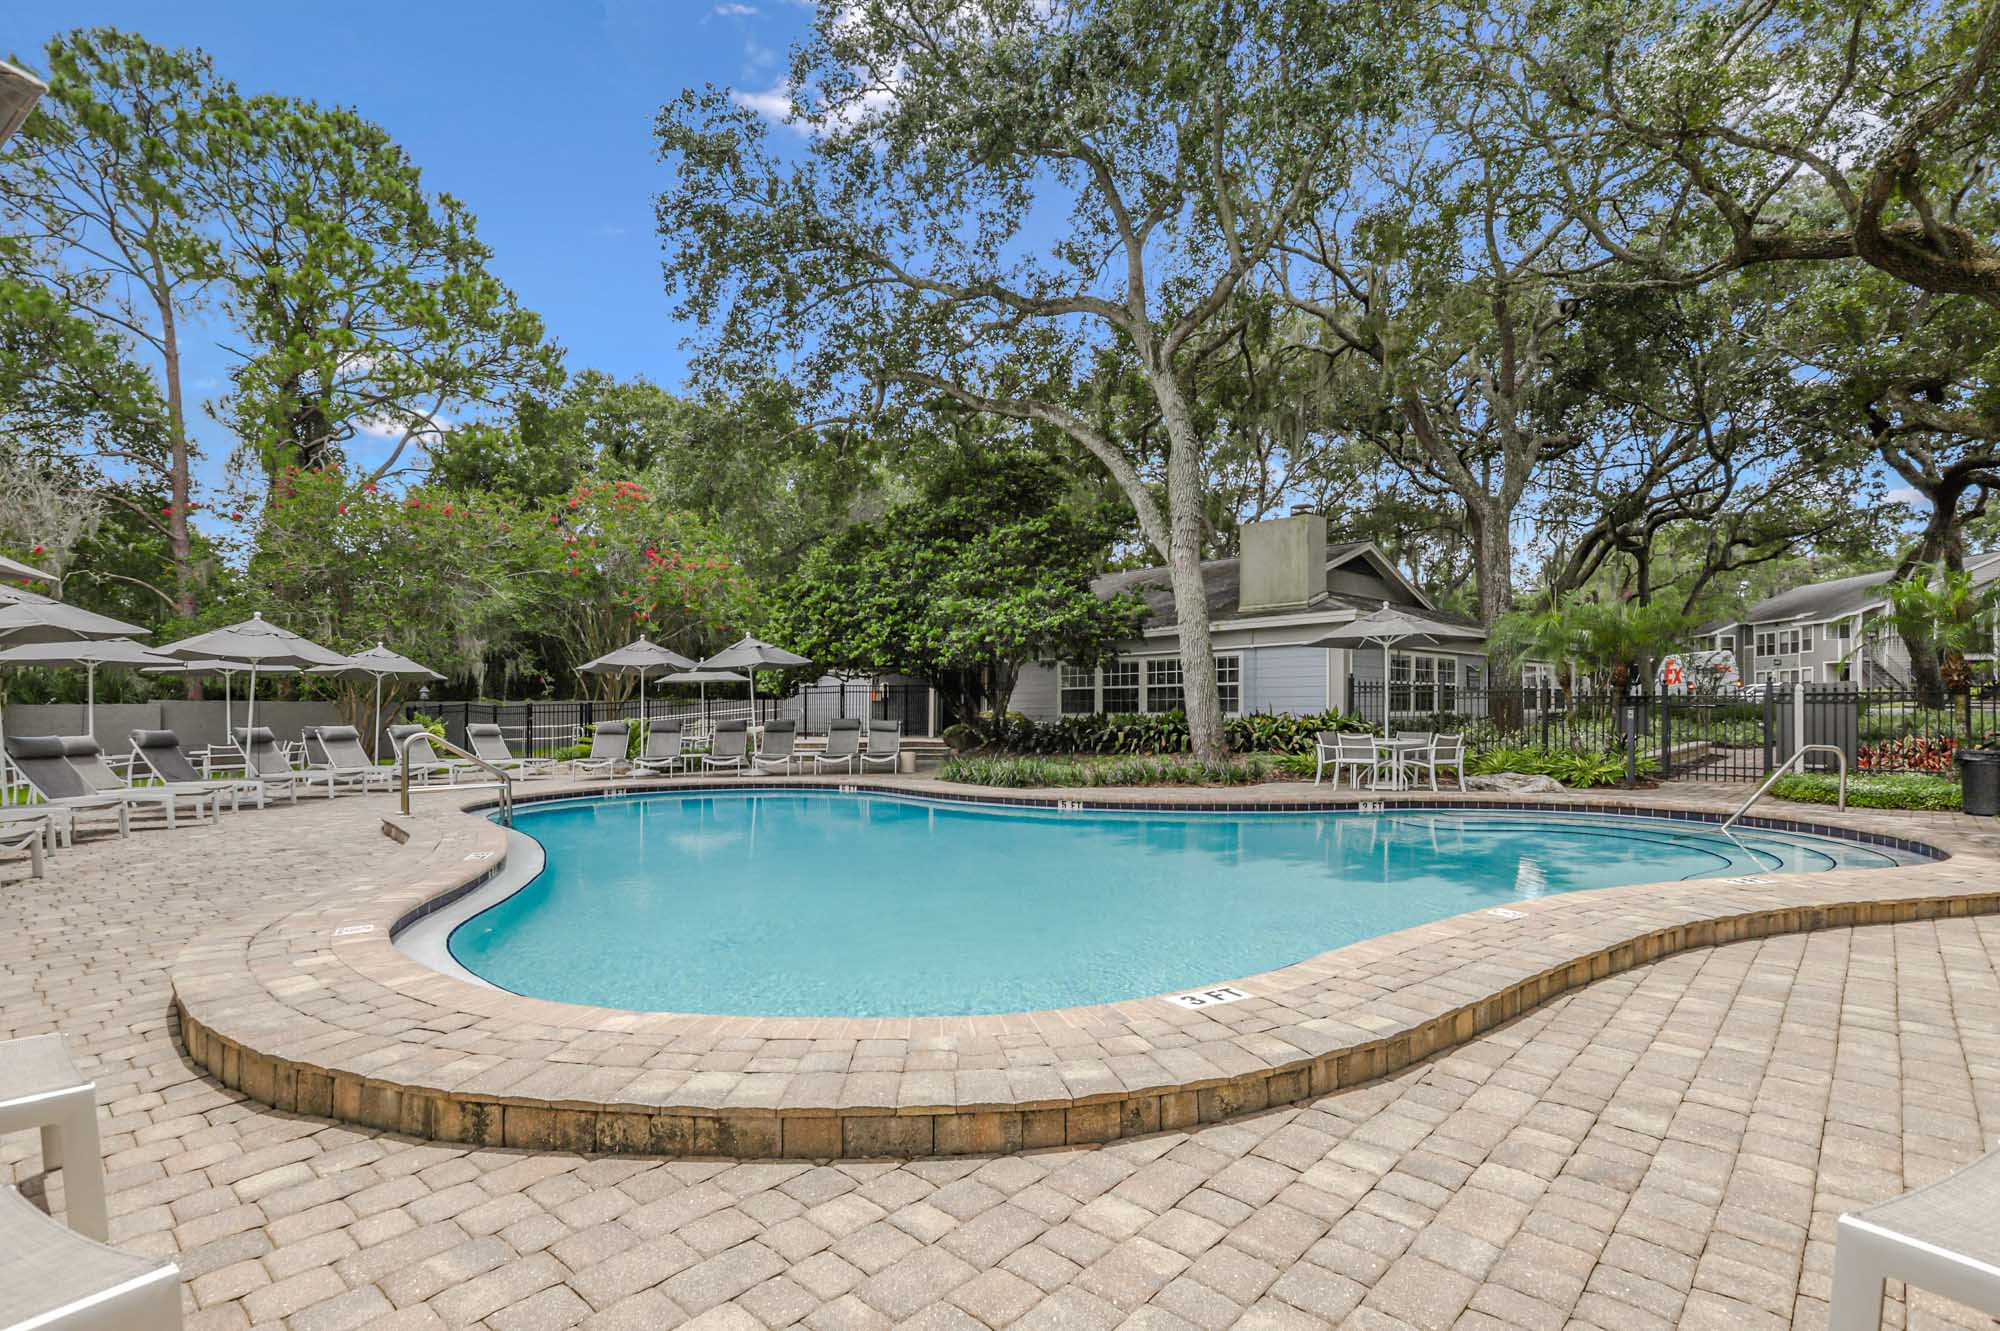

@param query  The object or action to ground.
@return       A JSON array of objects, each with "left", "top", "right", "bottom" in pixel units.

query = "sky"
[{"left": 10, "top": 0, "right": 815, "bottom": 525}]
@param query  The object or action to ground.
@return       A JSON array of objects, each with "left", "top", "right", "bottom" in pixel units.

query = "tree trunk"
[{"left": 1154, "top": 377, "right": 1227, "bottom": 764}]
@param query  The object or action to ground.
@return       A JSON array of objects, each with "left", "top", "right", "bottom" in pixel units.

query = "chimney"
[{"left": 1237, "top": 515, "right": 1326, "bottom": 614}]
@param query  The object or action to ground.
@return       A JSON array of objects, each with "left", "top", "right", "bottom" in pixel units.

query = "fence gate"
[{"left": 1653, "top": 692, "right": 1773, "bottom": 781}]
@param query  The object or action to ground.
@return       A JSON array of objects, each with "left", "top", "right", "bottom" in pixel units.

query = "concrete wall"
[{"left": 2, "top": 700, "right": 343, "bottom": 751}]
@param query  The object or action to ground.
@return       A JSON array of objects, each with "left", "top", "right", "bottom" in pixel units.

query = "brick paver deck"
[{"left": 4, "top": 780, "right": 1998, "bottom": 1330}]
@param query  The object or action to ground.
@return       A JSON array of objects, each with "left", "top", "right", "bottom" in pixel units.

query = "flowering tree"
[{"left": 532, "top": 477, "right": 752, "bottom": 698}]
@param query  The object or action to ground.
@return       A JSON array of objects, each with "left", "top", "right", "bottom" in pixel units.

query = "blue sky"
[{"left": 10, "top": 0, "right": 814, "bottom": 523}]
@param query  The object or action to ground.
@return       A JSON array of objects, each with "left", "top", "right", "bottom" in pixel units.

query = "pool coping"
[{"left": 171, "top": 777, "right": 2000, "bottom": 1159}]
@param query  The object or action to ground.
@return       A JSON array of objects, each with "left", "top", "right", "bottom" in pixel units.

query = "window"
[
  {"left": 1835, "top": 620, "right": 1852, "bottom": 640},
  {"left": 1144, "top": 658, "right": 1184, "bottom": 713},
  {"left": 1215, "top": 655, "right": 1241, "bottom": 714},
  {"left": 1060, "top": 663, "right": 1096, "bottom": 716},
  {"left": 1801, "top": 627, "right": 1813, "bottom": 653},
  {"left": 1389, "top": 651, "right": 1461, "bottom": 714},
  {"left": 1411, "top": 654, "right": 1437, "bottom": 712},
  {"left": 1438, "top": 656, "right": 1458, "bottom": 713},
  {"left": 1756, "top": 631, "right": 1775, "bottom": 657},
  {"left": 1100, "top": 660, "right": 1140, "bottom": 713},
  {"left": 1389, "top": 652, "right": 1413, "bottom": 714}
]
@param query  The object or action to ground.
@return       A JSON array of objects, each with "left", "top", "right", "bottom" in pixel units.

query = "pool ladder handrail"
[
  {"left": 395, "top": 731, "right": 513, "bottom": 826},
  {"left": 1722, "top": 743, "right": 1847, "bottom": 832}
]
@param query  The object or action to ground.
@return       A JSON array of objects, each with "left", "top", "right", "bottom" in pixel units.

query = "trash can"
[{"left": 1958, "top": 749, "right": 2000, "bottom": 816}]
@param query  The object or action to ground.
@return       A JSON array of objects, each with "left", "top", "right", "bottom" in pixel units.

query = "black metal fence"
[
  {"left": 397, "top": 683, "right": 937, "bottom": 756},
  {"left": 1347, "top": 680, "right": 2000, "bottom": 781}
]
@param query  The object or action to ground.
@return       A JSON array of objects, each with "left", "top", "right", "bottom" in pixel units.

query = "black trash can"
[{"left": 1958, "top": 749, "right": 2000, "bottom": 816}]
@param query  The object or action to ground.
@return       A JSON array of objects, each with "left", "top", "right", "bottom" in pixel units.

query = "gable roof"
[
  {"left": 1712, "top": 550, "right": 2000, "bottom": 628},
  {"left": 1093, "top": 540, "right": 1481, "bottom": 635}
]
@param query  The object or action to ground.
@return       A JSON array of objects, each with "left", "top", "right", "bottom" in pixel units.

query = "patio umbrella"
[
  {"left": 0, "top": 637, "right": 178, "bottom": 735},
  {"left": 0, "top": 600, "right": 149, "bottom": 645},
  {"left": 659, "top": 667, "right": 749, "bottom": 728},
  {"left": 0, "top": 553, "right": 57, "bottom": 586},
  {"left": 577, "top": 637, "right": 695, "bottom": 731},
  {"left": 0, "top": 60, "right": 46, "bottom": 145},
  {"left": 157, "top": 612, "right": 347, "bottom": 733},
  {"left": 142, "top": 659, "right": 301, "bottom": 746},
  {"left": 310, "top": 643, "right": 443, "bottom": 758},
  {"left": 1304, "top": 604, "right": 1485, "bottom": 722},
  {"left": 700, "top": 636, "right": 811, "bottom": 722}
]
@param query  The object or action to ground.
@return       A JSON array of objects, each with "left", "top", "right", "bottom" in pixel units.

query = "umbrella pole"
[
  {"left": 86, "top": 661, "right": 96, "bottom": 741},
  {"left": 374, "top": 673, "right": 384, "bottom": 761}
]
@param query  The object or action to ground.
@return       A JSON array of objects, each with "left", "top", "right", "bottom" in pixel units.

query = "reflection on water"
[{"left": 449, "top": 794, "right": 1914, "bottom": 1018}]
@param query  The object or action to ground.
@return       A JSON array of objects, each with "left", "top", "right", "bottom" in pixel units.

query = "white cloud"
[
  {"left": 1885, "top": 486, "right": 1925, "bottom": 505},
  {"left": 713, "top": 3, "right": 758, "bottom": 14},
  {"left": 731, "top": 82, "right": 798, "bottom": 124}
]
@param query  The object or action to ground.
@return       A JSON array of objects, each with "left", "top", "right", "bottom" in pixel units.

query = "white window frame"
[
  {"left": 1058, "top": 654, "right": 1243, "bottom": 717},
  {"left": 1143, "top": 658, "right": 1185, "bottom": 714},
  {"left": 1059, "top": 663, "right": 1096, "bottom": 716},
  {"left": 1389, "top": 650, "right": 1463, "bottom": 715},
  {"left": 1099, "top": 659, "right": 1140, "bottom": 714},
  {"left": 1215, "top": 654, "right": 1241, "bottom": 715}
]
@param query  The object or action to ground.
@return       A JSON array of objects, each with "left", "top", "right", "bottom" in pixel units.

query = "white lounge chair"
[
  {"left": 1, "top": 1185, "right": 179, "bottom": 1331},
  {"left": 1, "top": 737, "right": 131, "bottom": 839},
  {"left": 466, "top": 723, "right": 556, "bottom": 778},
  {"left": 63, "top": 736, "right": 228, "bottom": 821},
  {"left": 0, "top": 816, "right": 46, "bottom": 878},
  {"left": 703, "top": 719, "right": 749, "bottom": 774},
  {"left": 751, "top": 719, "right": 800, "bottom": 775},
  {"left": 1828, "top": 1144, "right": 2000, "bottom": 1331},
  {"left": 632, "top": 720, "right": 688, "bottom": 776},
  {"left": 127, "top": 729, "right": 272, "bottom": 809},
  {"left": 858, "top": 720, "right": 902, "bottom": 773},
  {"left": 1314, "top": 731, "right": 1376, "bottom": 788},
  {"left": 811, "top": 718, "right": 863, "bottom": 774},
  {"left": 386, "top": 725, "right": 479, "bottom": 784},
  {"left": 306, "top": 726, "right": 399, "bottom": 791},
  {"left": 571, "top": 720, "right": 631, "bottom": 778},
  {"left": 0, "top": 1035, "right": 110, "bottom": 1241},
  {"left": 233, "top": 726, "right": 339, "bottom": 799}
]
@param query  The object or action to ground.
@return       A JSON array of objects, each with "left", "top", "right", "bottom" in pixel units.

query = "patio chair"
[
  {"left": 858, "top": 720, "right": 903, "bottom": 773},
  {"left": 1, "top": 1186, "right": 179, "bottom": 1330},
  {"left": 0, "top": 1035, "right": 109, "bottom": 1241},
  {"left": 811, "top": 717, "right": 863, "bottom": 774},
  {"left": 307, "top": 726, "right": 399, "bottom": 791},
  {"left": 632, "top": 720, "right": 688, "bottom": 776},
  {"left": 0, "top": 737, "right": 130, "bottom": 840},
  {"left": 128, "top": 729, "right": 274, "bottom": 809},
  {"left": 571, "top": 720, "right": 631, "bottom": 778},
  {"left": 234, "top": 727, "right": 337, "bottom": 799},
  {"left": 387, "top": 725, "right": 479, "bottom": 784},
  {"left": 751, "top": 719, "right": 799, "bottom": 775},
  {"left": 1314, "top": 731, "right": 1377, "bottom": 788},
  {"left": 1828, "top": 1143, "right": 2000, "bottom": 1331},
  {"left": 466, "top": 723, "right": 556, "bottom": 778},
  {"left": 1409, "top": 734, "right": 1466, "bottom": 792},
  {"left": 702, "top": 719, "right": 749, "bottom": 774},
  {"left": 0, "top": 816, "right": 46, "bottom": 879},
  {"left": 61, "top": 735, "right": 225, "bottom": 825}
]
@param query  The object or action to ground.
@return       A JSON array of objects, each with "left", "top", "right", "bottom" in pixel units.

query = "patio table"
[{"left": 1369, "top": 736, "right": 1429, "bottom": 791}]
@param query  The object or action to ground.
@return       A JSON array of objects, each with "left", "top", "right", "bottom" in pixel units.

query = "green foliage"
[
  {"left": 767, "top": 449, "right": 1144, "bottom": 718},
  {"left": 967, "top": 709, "right": 1371, "bottom": 756},
  {"left": 1771, "top": 772, "right": 1962, "bottom": 812},
  {"left": 940, "top": 754, "right": 1277, "bottom": 788},
  {"left": 1880, "top": 563, "right": 2000, "bottom": 695},
  {"left": 1491, "top": 594, "right": 1694, "bottom": 691},
  {"left": 1465, "top": 743, "right": 1656, "bottom": 789},
  {"left": 403, "top": 712, "right": 448, "bottom": 739}
]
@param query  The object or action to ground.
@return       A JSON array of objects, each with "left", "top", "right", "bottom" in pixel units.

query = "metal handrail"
[
  {"left": 395, "top": 731, "right": 513, "bottom": 826},
  {"left": 1722, "top": 743, "right": 1847, "bottom": 831}
]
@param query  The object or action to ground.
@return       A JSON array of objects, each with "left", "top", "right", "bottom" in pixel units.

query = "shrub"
[
  {"left": 940, "top": 754, "right": 1276, "bottom": 787},
  {"left": 1770, "top": 772, "right": 1962, "bottom": 811},
  {"left": 966, "top": 708, "right": 1371, "bottom": 756},
  {"left": 1465, "top": 742, "right": 1655, "bottom": 789}
]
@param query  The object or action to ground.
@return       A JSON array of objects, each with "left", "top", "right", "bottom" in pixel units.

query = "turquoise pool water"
[{"left": 447, "top": 792, "right": 1919, "bottom": 1017}]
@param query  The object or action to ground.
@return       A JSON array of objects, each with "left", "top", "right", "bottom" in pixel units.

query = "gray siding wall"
[
  {"left": 1009, "top": 663, "right": 1061, "bottom": 723},
  {"left": 1244, "top": 646, "right": 1328, "bottom": 716}
]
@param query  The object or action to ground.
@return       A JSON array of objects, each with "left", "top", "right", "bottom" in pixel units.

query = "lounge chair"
[
  {"left": 1828, "top": 1143, "right": 2000, "bottom": 1330},
  {"left": 128, "top": 729, "right": 275, "bottom": 809},
  {"left": 466, "top": 723, "right": 556, "bottom": 778},
  {"left": 0, "top": 816, "right": 47, "bottom": 878},
  {"left": 571, "top": 720, "right": 631, "bottom": 778},
  {"left": 0, "top": 804, "right": 66, "bottom": 853},
  {"left": 233, "top": 727, "right": 337, "bottom": 799},
  {"left": 307, "top": 726, "right": 399, "bottom": 791},
  {"left": 1, "top": 737, "right": 131, "bottom": 839},
  {"left": 751, "top": 719, "right": 799, "bottom": 775},
  {"left": 0, "top": 1187, "right": 181, "bottom": 1330},
  {"left": 858, "top": 720, "right": 902, "bottom": 772},
  {"left": 811, "top": 717, "right": 863, "bottom": 774},
  {"left": 632, "top": 720, "right": 688, "bottom": 776},
  {"left": 702, "top": 719, "right": 748, "bottom": 774},
  {"left": 386, "top": 725, "right": 479, "bottom": 784},
  {"left": 63, "top": 735, "right": 229, "bottom": 822},
  {"left": 0, "top": 1034, "right": 110, "bottom": 1241}
]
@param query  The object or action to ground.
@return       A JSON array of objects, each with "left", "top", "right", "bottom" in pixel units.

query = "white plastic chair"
[{"left": 1828, "top": 1145, "right": 2000, "bottom": 1331}]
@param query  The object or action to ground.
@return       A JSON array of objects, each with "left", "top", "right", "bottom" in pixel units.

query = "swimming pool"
[{"left": 443, "top": 791, "right": 1921, "bottom": 1017}]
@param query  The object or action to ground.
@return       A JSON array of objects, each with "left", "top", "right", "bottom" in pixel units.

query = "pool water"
[{"left": 446, "top": 792, "right": 1919, "bottom": 1017}]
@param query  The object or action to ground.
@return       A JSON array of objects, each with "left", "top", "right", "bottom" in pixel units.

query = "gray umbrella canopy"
[
  {"left": 660, "top": 669, "right": 750, "bottom": 685},
  {"left": 701, "top": 636, "right": 811, "bottom": 720},
  {"left": 311, "top": 644, "right": 444, "bottom": 757},
  {"left": 0, "top": 637, "right": 177, "bottom": 731},
  {"left": 0, "top": 583, "right": 57, "bottom": 606},
  {"left": 0, "top": 600, "right": 149, "bottom": 645},
  {"left": 158, "top": 613, "right": 346, "bottom": 732},
  {"left": 0, "top": 553, "right": 57, "bottom": 585},
  {"left": 578, "top": 637, "right": 697, "bottom": 727},
  {"left": 0, "top": 60, "right": 47, "bottom": 144},
  {"left": 1304, "top": 605, "right": 1484, "bottom": 725}
]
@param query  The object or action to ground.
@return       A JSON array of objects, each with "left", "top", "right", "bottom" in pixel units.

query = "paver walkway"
[{"left": 3, "top": 789, "right": 1998, "bottom": 1331}]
